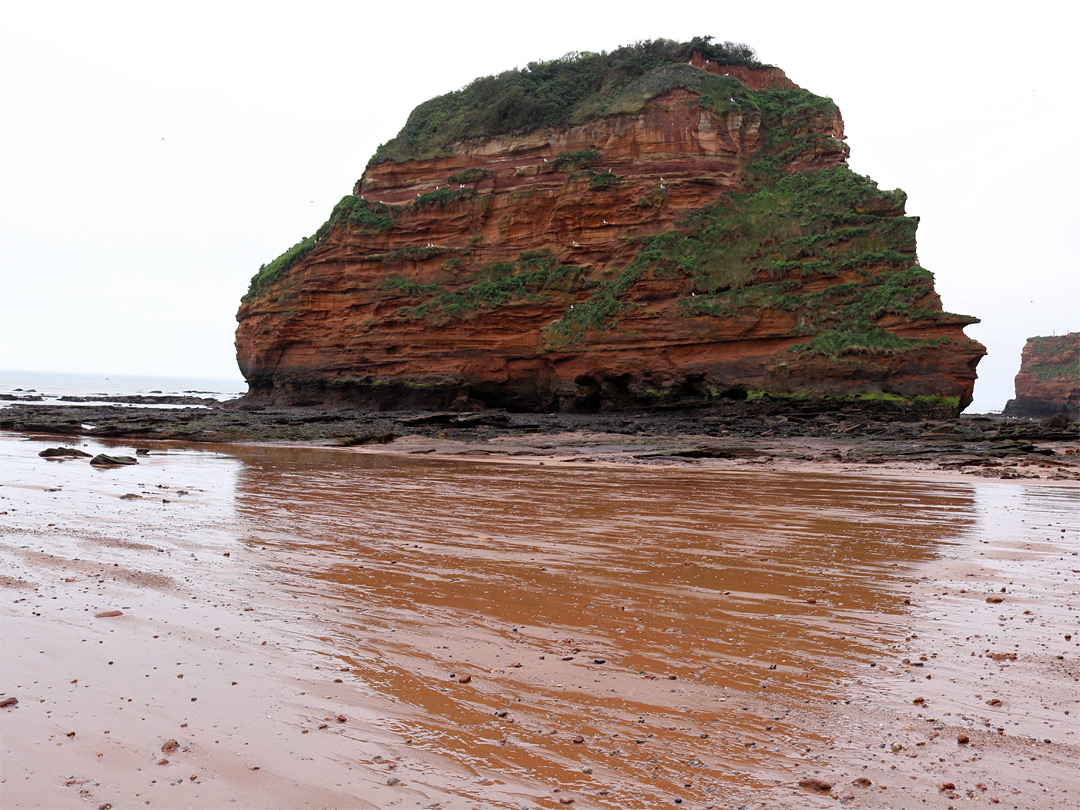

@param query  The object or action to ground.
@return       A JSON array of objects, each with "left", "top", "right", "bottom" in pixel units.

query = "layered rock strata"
[
  {"left": 235, "top": 42, "right": 984, "bottom": 412},
  {"left": 1003, "top": 333, "right": 1079, "bottom": 420}
]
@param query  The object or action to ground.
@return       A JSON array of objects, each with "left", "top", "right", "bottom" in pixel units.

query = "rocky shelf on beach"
[
  {"left": 4, "top": 402, "right": 1077, "bottom": 481},
  {"left": 0, "top": 393, "right": 219, "bottom": 406}
]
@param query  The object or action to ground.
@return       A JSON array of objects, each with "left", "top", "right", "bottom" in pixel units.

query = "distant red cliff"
[{"left": 1003, "top": 333, "right": 1079, "bottom": 420}]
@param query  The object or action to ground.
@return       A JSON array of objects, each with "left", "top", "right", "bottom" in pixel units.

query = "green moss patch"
[
  {"left": 393, "top": 252, "right": 589, "bottom": 324},
  {"left": 551, "top": 150, "right": 600, "bottom": 172},
  {"left": 410, "top": 187, "right": 477, "bottom": 209},
  {"left": 447, "top": 168, "right": 491, "bottom": 185}
]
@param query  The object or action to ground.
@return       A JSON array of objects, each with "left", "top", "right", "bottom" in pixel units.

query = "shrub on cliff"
[
  {"left": 245, "top": 236, "right": 316, "bottom": 300},
  {"left": 244, "top": 195, "right": 400, "bottom": 301},
  {"left": 315, "top": 195, "right": 395, "bottom": 238}
]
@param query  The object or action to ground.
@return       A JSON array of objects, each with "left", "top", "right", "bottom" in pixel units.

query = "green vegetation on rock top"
[
  {"left": 372, "top": 37, "right": 762, "bottom": 164},
  {"left": 1029, "top": 333, "right": 1079, "bottom": 355}
]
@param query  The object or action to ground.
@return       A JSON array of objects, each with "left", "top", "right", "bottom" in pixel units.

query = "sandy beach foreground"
[{"left": 1, "top": 430, "right": 1077, "bottom": 809}]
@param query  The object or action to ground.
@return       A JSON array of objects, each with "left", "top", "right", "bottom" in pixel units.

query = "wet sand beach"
[{"left": 1, "top": 431, "right": 1077, "bottom": 809}]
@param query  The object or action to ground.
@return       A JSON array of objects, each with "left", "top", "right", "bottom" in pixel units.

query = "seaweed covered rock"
[
  {"left": 89, "top": 454, "right": 138, "bottom": 466},
  {"left": 235, "top": 38, "right": 984, "bottom": 413}
]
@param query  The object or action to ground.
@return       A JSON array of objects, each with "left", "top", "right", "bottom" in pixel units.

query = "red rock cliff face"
[
  {"left": 235, "top": 61, "right": 984, "bottom": 412},
  {"left": 1003, "top": 333, "right": 1080, "bottom": 420}
]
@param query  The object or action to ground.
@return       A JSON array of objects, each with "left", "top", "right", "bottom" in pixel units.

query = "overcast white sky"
[{"left": 1, "top": 1, "right": 1076, "bottom": 411}]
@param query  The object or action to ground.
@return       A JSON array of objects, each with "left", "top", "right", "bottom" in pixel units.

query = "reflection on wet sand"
[
  {"left": 3, "top": 434, "right": 1075, "bottom": 810},
  {"left": 231, "top": 447, "right": 981, "bottom": 807}
]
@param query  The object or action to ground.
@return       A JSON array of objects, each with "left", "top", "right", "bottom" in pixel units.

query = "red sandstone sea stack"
[
  {"left": 1003, "top": 333, "right": 1080, "bottom": 420},
  {"left": 235, "top": 39, "right": 984, "bottom": 413}
]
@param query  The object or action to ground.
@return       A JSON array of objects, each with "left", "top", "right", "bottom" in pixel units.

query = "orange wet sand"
[{"left": 1, "top": 433, "right": 1077, "bottom": 809}]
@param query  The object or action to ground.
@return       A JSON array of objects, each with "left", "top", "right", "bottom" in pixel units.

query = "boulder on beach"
[
  {"left": 39, "top": 447, "right": 93, "bottom": 458},
  {"left": 89, "top": 454, "right": 139, "bottom": 466}
]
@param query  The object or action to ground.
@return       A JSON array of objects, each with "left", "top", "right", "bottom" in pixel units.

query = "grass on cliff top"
[
  {"left": 371, "top": 37, "right": 763, "bottom": 164},
  {"left": 1029, "top": 333, "right": 1080, "bottom": 355},
  {"left": 543, "top": 165, "right": 973, "bottom": 356}
]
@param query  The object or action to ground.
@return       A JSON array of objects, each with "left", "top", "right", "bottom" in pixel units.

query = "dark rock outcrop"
[
  {"left": 39, "top": 447, "right": 92, "bottom": 458},
  {"left": 89, "top": 454, "right": 138, "bottom": 467}
]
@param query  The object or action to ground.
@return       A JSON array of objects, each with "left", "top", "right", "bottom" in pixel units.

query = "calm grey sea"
[{"left": 0, "top": 369, "right": 246, "bottom": 402}]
